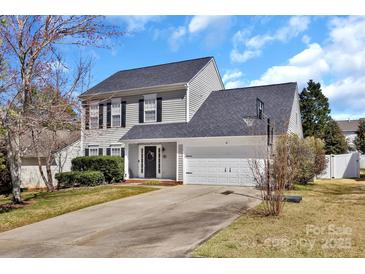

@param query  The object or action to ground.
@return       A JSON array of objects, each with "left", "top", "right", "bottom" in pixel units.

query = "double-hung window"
[
  {"left": 88, "top": 145, "right": 99, "bottom": 156},
  {"left": 110, "top": 144, "right": 121, "bottom": 156},
  {"left": 111, "top": 100, "right": 121, "bottom": 127},
  {"left": 90, "top": 104, "right": 99, "bottom": 129},
  {"left": 144, "top": 94, "right": 156, "bottom": 123}
]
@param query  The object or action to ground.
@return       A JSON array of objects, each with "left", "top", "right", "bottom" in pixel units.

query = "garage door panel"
[{"left": 185, "top": 145, "right": 258, "bottom": 186}]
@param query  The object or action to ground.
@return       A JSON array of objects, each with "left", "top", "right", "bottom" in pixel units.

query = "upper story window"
[
  {"left": 144, "top": 94, "right": 156, "bottom": 123},
  {"left": 111, "top": 100, "right": 121, "bottom": 127},
  {"left": 256, "top": 98, "right": 264, "bottom": 119},
  {"left": 90, "top": 104, "right": 99, "bottom": 129}
]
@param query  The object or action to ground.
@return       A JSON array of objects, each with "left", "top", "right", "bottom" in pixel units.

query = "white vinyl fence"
[
  {"left": 360, "top": 154, "right": 365, "bottom": 169},
  {"left": 318, "top": 152, "right": 360, "bottom": 179}
]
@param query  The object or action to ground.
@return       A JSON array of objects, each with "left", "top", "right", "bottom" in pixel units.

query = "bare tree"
[{"left": 0, "top": 16, "right": 122, "bottom": 203}]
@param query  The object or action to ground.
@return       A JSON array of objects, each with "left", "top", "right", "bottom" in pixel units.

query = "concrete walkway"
[{"left": 0, "top": 185, "right": 260, "bottom": 257}]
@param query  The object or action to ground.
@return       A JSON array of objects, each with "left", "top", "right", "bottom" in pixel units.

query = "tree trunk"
[
  {"left": 6, "top": 130, "right": 23, "bottom": 204},
  {"left": 45, "top": 156, "right": 54, "bottom": 192},
  {"left": 36, "top": 156, "right": 54, "bottom": 192}
]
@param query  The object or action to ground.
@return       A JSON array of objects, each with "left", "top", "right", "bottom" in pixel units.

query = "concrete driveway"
[{"left": 0, "top": 185, "right": 260, "bottom": 257}]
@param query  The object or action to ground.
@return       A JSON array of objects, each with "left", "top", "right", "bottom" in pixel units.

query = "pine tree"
[
  {"left": 323, "top": 119, "right": 348, "bottom": 154},
  {"left": 354, "top": 119, "right": 365, "bottom": 154},
  {"left": 299, "top": 80, "right": 332, "bottom": 138}
]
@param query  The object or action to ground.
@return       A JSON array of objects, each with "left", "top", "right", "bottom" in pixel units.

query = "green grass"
[
  {"left": 193, "top": 178, "right": 365, "bottom": 258},
  {"left": 0, "top": 185, "right": 156, "bottom": 232}
]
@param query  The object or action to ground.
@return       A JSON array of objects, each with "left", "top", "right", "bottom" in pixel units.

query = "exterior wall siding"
[
  {"left": 128, "top": 144, "right": 139, "bottom": 178},
  {"left": 287, "top": 91, "right": 304, "bottom": 138},
  {"left": 188, "top": 60, "right": 224, "bottom": 120},
  {"left": 82, "top": 89, "right": 186, "bottom": 150}
]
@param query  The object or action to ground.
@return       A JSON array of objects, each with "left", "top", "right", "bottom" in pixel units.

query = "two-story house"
[{"left": 79, "top": 57, "right": 303, "bottom": 186}]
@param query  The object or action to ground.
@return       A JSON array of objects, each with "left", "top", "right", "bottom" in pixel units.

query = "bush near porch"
[
  {"left": 71, "top": 156, "right": 124, "bottom": 183},
  {"left": 55, "top": 171, "right": 105, "bottom": 188}
]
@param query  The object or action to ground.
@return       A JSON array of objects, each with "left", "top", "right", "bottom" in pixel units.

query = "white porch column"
[{"left": 124, "top": 143, "right": 129, "bottom": 179}]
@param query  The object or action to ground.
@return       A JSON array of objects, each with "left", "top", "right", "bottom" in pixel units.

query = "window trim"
[
  {"left": 110, "top": 143, "right": 122, "bottom": 156},
  {"left": 111, "top": 99, "right": 121, "bottom": 128},
  {"left": 143, "top": 94, "right": 157, "bottom": 123},
  {"left": 88, "top": 145, "right": 99, "bottom": 156},
  {"left": 89, "top": 103, "right": 99, "bottom": 129}
]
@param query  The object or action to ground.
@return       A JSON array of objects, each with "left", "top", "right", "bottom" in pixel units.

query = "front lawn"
[
  {"left": 0, "top": 185, "right": 156, "bottom": 233},
  {"left": 193, "top": 178, "right": 365, "bottom": 257}
]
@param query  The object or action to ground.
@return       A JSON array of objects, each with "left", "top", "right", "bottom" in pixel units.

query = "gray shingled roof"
[
  {"left": 121, "top": 82, "right": 298, "bottom": 140},
  {"left": 336, "top": 119, "right": 364, "bottom": 132},
  {"left": 80, "top": 57, "right": 213, "bottom": 96}
]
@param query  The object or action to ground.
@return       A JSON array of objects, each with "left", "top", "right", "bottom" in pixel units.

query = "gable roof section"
[
  {"left": 336, "top": 119, "right": 364, "bottom": 132},
  {"left": 121, "top": 82, "right": 298, "bottom": 140},
  {"left": 80, "top": 57, "right": 213, "bottom": 97}
]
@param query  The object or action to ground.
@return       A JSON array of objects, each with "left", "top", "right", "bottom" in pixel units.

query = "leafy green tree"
[
  {"left": 354, "top": 120, "right": 365, "bottom": 154},
  {"left": 323, "top": 119, "right": 348, "bottom": 154},
  {"left": 300, "top": 80, "right": 332, "bottom": 138}
]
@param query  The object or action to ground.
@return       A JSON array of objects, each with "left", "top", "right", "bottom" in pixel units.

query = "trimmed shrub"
[
  {"left": 71, "top": 156, "right": 124, "bottom": 183},
  {"left": 55, "top": 171, "right": 105, "bottom": 188}
]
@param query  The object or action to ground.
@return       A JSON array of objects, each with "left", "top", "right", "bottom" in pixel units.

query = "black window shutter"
[
  {"left": 139, "top": 99, "right": 144, "bottom": 123},
  {"left": 98, "top": 148, "right": 103, "bottom": 156},
  {"left": 84, "top": 148, "right": 89, "bottom": 156},
  {"left": 121, "top": 148, "right": 125, "bottom": 158},
  {"left": 121, "top": 101, "right": 126, "bottom": 127},
  {"left": 84, "top": 105, "right": 90, "bottom": 130},
  {"left": 107, "top": 103, "right": 111, "bottom": 128},
  {"left": 106, "top": 148, "right": 111, "bottom": 155},
  {"left": 99, "top": 104, "right": 104, "bottom": 129},
  {"left": 157, "top": 97, "right": 162, "bottom": 122}
]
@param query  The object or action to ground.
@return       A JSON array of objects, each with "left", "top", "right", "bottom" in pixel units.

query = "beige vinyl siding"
[
  {"left": 82, "top": 89, "right": 186, "bottom": 150},
  {"left": 188, "top": 60, "right": 224, "bottom": 120},
  {"left": 287, "top": 91, "right": 304, "bottom": 138},
  {"left": 177, "top": 144, "right": 183, "bottom": 181}
]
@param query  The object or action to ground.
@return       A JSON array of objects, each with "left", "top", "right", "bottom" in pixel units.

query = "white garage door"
[{"left": 184, "top": 146, "right": 258, "bottom": 186}]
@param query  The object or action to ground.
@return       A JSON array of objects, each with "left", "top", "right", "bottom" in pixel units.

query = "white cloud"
[
  {"left": 231, "top": 16, "right": 311, "bottom": 63},
  {"left": 164, "top": 16, "right": 231, "bottom": 52},
  {"left": 288, "top": 43, "right": 324, "bottom": 66},
  {"left": 222, "top": 70, "right": 247, "bottom": 89},
  {"left": 324, "top": 76, "right": 365, "bottom": 110},
  {"left": 251, "top": 16, "right": 365, "bottom": 118},
  {"left": 168, "top": 26, "right": 187, "bottom": 52},
  {"left": 275, "top": 16, "right": 310, "bottom": 42},
  {"left": 188, "top": 16, "right": 229, "bottom": 33},
  {"left": 250, "top": 43, "right": 329, "bottom": 86},
  {"left": 115, "top": 16, "right": 161, "bottom": 32}
]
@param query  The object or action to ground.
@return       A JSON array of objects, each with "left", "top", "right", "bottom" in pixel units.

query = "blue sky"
[{"left": 64, "top": 16, "right": 365, "bottom": 120}]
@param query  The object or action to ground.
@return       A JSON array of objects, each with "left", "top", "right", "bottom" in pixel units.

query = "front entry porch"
[{"left": 124, "top": 142, "right": 179, "bottom": 181}]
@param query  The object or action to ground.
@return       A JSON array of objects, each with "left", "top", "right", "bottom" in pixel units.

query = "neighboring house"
[
  {"left": 336, "top": 118, "right": 364, "bottom": 150},
  {"left": 79, "top": 57, "right": 303, "bottom": 186},
  {"left": 20, "top": 130, "right": 81, "bottom": 188}
]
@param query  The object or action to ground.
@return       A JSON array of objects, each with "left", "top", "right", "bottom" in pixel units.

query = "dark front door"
[{"left": 144, "top": 146, "right": 156, "bottom": 178}]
